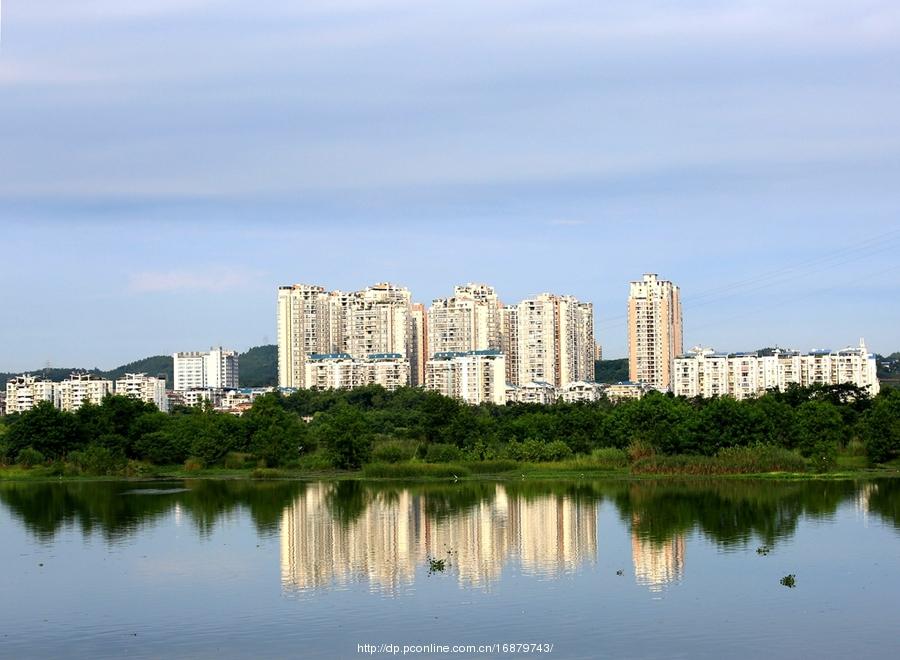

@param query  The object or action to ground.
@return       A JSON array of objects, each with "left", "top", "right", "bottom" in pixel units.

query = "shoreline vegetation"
[{"left": 2, "top": 383, "right": 899, "bottom": 481}]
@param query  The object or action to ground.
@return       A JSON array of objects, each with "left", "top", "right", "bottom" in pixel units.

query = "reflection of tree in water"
[
  {"left": 612, "top": 479, "right": 858, "bottom": 548},
  {"left": 0, "top": 480, "right": 306, "bottom": 543}
]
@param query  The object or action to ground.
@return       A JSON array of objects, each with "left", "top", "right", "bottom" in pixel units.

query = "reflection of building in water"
[
  {"left": 280, "top": 484, "right": 599, "bottom": 594},
  {"left": 631, "top": 517, "right": 685, "bottom": 591},
  {"left": 515, "top": 496, "right": 597, "bottom": 576},
  {"left": 421, "top": 487, "right": 512, "bottom": 587},
  {"left": 855, "top": 482, "right": 878, "bottom": 521},
  {"left": 280, "top": 484, "right": 418, "bottom": 594}
]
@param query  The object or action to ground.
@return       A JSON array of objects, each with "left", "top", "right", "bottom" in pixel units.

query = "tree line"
[{"left": 1, "top": 383, "right": 898, "bottom": 472}]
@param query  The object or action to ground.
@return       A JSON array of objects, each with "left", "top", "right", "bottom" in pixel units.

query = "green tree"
[
  {"left": 793, "top": 400, "right": 845, "bottom": 457},
  {"left": 4, "top": 401, "right": 82, "bottom": 460},
  {"left": 861, "top": 389, "right": 900, "bottom": 464},
  {"left": 312, "top": 405, "right": 373, "bottom": 469}
]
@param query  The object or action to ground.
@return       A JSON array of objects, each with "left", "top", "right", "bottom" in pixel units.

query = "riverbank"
[{"left": 2, "top": 458, "right": 898, "bottom": 482}]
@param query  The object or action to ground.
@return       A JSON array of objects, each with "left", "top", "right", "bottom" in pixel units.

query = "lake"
[{"left": 1, "top": 478, "right": 899, "bottom": 659}]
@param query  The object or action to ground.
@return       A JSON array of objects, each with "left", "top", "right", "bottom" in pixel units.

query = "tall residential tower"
[{"left": 628, "top": 274, "right": 683, "bottom": 391}]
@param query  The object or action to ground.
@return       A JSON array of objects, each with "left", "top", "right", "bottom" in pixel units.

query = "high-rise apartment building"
[
  {"left": 427, "top": 284, "right": 501, "bottom": 357},
  {"left": 505, "top": 293, "right": 594, "bottom": 388},
  {"left": 5, "top": 375, "right": 56, "bottom": 414},
  {"left": 278, "top": 282, "right": 412, "bottom": 388},
  {"left": 408, "top": 303, "right": 428, "bottom": 387},
  {"left": 173, "top": 347, "right": 239, "bottom": 391},
  {"left": 499, "top": 305, "right": 519, "bottom": 386},
  {"left": 628, "top": 274, "right": 683, "bottom": 391},
  {"left": 115, "top": 373, "right": 169, "bottom": 411}
]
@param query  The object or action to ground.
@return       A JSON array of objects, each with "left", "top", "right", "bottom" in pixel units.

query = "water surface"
[{"left": 1, "top": 478, "right": 899, "bottom": 659}]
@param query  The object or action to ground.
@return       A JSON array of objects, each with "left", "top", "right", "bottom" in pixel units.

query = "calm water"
[{"left": 1, "top": 478, "right": 899, "bottom": 659}]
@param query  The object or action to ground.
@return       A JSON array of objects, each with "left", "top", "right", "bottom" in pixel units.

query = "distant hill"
[
  {"left": 595, "top": 358, "right": 629, "bottom": 384},
  {"left": 239, "top": 345, "right": 278, "bottom": 387},
  {"left": 0, "top": 346, "right": 279, "bottom": 389}
]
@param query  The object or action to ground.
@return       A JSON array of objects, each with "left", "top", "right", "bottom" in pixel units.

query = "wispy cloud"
[
  {"left": 128, "top": 268, "right": 264, "bottom": 293},
  {"left": 549, "top": 219, "right": 588, "bottom": 226}
]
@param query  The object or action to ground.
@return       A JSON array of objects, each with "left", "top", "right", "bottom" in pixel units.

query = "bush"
[
  {"left": 590, "top": 447, "right": 629, "bottom": 469},
  {"left": 425, "top": 443, "right": 464, "bottom": 463},
  {"left": 183, "top": 457, "right": 205, "bottom": 472},
  {"left": 465, "top": 459, "right": 519, "bottom": 474},
  {"left": 16, "top": 447, "right": 46, "bottom": 468},
  {"left": 224, "top": 452, "right": 253, "bottom": 469},
  {"left": 626, "top": 439, "right": 654, "bottom": 462},
  {"left": 808, "top": 440, "right": 838, "bottom": 473},
  {"left": 631, "top": 445, "right": 807, "bottom": 475},
  {"left": 67, "top": 445, "right": 125, "bottom": 476},
  {"left": 362, "top": 462, "right": 472, "bottom": 479},
  {"left": 372, "top": 441, "right": 417, "bottom": 464}
]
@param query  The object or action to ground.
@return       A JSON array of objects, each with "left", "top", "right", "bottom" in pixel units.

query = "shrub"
[
  {"left": 373, "top": 441, "right": 417, "bottom": 464},
  {"left": 425, "top": 443, "right": 464, "bottom": 463},
  {"left": 362, "top": 462, "right": 472, "bottom": 479},
  {"left": 808, "top": 440, "right": 838, "bottom": 473},
  {"left": 183, "top": 457, "right": 205, "bottom": 472},
  {"left": 16, "top": 447, "right": 46, "bottom": 468},
  {"left": 67, "top": 445, "right": 125, "bottom": 476},
  {"left": 626, "top": 439, "right": 654, "bottom": 462},
  {"left": 542, "top": 440, "right": 574, "bottom": 461},
  {"left": 590, "top": 447, "right": 629, "bottom": 469},
  {"left": 465, "top": 459, "right": 519, "bottom": 474},
  {"left": 632, "top": 445, "right": 806, "bottom": 475},
  {"left": 223, "top": 452, "right": 253, "bottom": 469}
]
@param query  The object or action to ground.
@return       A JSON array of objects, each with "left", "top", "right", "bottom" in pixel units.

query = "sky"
[{"left": 2, "top": 1, "right": 899, "bottom": 371}]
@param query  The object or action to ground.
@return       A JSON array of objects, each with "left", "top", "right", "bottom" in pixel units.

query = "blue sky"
[{"left": 2, "top": 1, "right": 899, "bottom": 370}]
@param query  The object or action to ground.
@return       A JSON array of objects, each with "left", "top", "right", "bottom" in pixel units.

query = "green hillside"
[
  {"left": 0, "top": 346, "right": 278, "bottom": 389},
  {"left": 595, "top": 358, "right": 629, "bottom": 383},
  {"left": 239, "top": 345, "right": 278, "bottom": 387}
]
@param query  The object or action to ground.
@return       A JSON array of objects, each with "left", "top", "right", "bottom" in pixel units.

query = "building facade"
[
  {"left": 505, "top": 293, "right": 594, "bottom": 388},
  {"left": 277, "top": 282, "right": 412, "bottom": 389},
  {"left": 57, "top": 373, "right": 114, "bottom": 412},
  {"left": 115, "top": 373, "right": 169, "bottom": 411},
  {"left": 673, "top": 339, "right": 880, "bottom": 399},
  {"left": 424, "top": 349, "right": 507, "bottom": 405},
  {"left": 303, "top": 353, "right": 411, "bottom": 392},
  {"left": 173, "top": 347, "right": 239, "bottom": 391},
  {"left": 628, "top": 273, "right": 683, "bottom": 391},
  {"left": 427, "top": 283, "right": 501, "bottom": 357},
  {"left": 4, "top": 375, "right": 56, "bottom": 414}
]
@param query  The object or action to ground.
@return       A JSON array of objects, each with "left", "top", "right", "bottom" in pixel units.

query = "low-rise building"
[
  {"left": 303, "top": 354, "right": 410, "bottom": 392},
  {"left": 115, "top": 373, "right": 169, "bottom": 412},
  {"left": 603, "top": 381, "right": 652, "bottom": 402},
  {"left": 560, "top": 381, "right": 603, "bottom": 403},
  {"left": 173, "top": 347, "right": 239, "bottom": 391},
  {"left": 424, "top": 349, "right": 506, "bottom": 405},
  {"left": 5, "top": 375, "right": 56, "bottom": 414},
  {"left": 673, "top": 339, "right": 880, "bottom": 399},
  {"left": 57, "top": 373, "right": 114, "bottom": 412},
  {"left": 509, "top": 381, "right": 558, "bottom": 405}
]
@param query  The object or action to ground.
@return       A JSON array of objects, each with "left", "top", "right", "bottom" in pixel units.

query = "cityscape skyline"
[{"left": 1, "top": 256, "right": 898, "bottom": 374}]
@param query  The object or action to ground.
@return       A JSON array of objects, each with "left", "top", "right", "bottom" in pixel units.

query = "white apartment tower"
[
  {"left": 506, "top": 293, "right": 594, "bottom": 388},
  {"left": 278, "top": 282, "right": 413, "bottom": 389},
  {"left": 173, "top": 347, "right": 239, "bottom": 391},
  {"left": 427, "top": 283, "right": 501, "bottom": 357},
  {"left": 628, "top": 274, "right": 683, "bottom": 391}
]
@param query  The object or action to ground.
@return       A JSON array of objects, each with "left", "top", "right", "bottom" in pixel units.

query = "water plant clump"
[
  {"left": 780, "top": 574, "right": 796, "bottom": 588},
  {"left": 756, "top": 545, "right": 771, "bottom": 555},
  {"left": 427, "top": 547, "right": 456, "bottom": 575}
]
